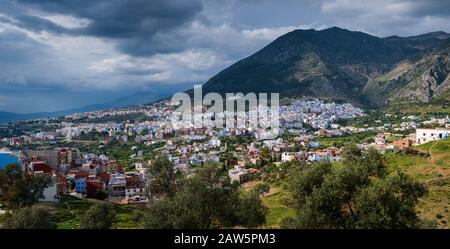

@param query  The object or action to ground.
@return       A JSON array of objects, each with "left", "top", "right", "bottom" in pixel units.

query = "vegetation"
[
  {"left": 254, "top": 183, "right": 270, "bottom": 195},
  {"left": 142, "top": 165, "right": 267, "bottom": 229},
  {"left": 0, "top": 164, "right": 53, "bottom": 208},
  {"left": 1, "top": 126, "right": 449, "bottom": 229},
  {"left": 385, "top": 138, "right": 450, "bottom": 228},
  {"left": 282, "top": 147, "right": 427, "bottom": 228},
  {"left": 80, "top": 202, "right": 116, "bottom": 229},
  {"left": 316, "top": 131, "right": 376, "bottom": 148},
  {"left": 261, "top": 184, "right": 296, "bottom": 228},
  {"left": 3, "top": 205, "right": 56, "bottom": 229},
  {"left": 147, "top": 155, "right": 180, "bottom": 198},
  {"left": 384, "top": 91, "right": 450, "bottom": 115},
  {"left": 53, "top": 196, "right": 140, "bottom": 229}
]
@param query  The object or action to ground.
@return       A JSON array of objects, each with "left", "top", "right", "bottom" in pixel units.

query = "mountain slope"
[
  {"left": 366, "top": 40, "right": 450, "bottom": 105},
  {"left": 199, "top": 27, "right": 450, "bottom": 108},
  {"left": 384, "top": 31, "right": 450, "bottom": 50},
  {"left": 0, "top": 111, "right": 35, "bottom": 123}
]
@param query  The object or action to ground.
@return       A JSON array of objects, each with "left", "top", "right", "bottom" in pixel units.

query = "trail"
[
  {"left": 428, "top": 141, "right": 438, "bottom": 163},
  {"left": 422, "top": 140, "right": 450, "bottom": 183}
]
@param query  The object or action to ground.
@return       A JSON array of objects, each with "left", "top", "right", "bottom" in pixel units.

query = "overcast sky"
[{"left": 1, "top": 0, "right": 450, "bottom": 113}]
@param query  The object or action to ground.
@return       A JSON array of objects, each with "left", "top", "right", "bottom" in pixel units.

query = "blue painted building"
[
  {"left": 0, "top": 152, "right": 20, "bottom": 169},
  {"left": 75, "top": 178, "right": 87, "bottom": 194}
]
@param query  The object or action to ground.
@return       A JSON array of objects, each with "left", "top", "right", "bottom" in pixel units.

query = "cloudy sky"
[{"left": 1, "top": 0, "right": 450, "bottom": 113}]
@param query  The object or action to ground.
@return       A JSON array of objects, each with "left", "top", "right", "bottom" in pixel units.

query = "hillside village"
[{"left": 1, "top": 99, "right": 449, "bottom": 216}]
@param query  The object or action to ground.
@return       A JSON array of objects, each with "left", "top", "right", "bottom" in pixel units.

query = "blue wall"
[
  {"left": 75, "top": 178, "right": 87, "bottom": 194},
  {"left": 0, "top": 152, "right": 20, "bottom": 169}
]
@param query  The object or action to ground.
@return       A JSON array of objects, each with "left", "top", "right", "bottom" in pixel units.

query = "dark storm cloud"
[
  {"left": 3, "top": 0, "right": 450, "bottom": 56},
  {"left": 402, "top": 0, "right": 450, "bottom": 17},
  {"left": 318, "top": 0, "right": 450, "bottom": 37},
  {"left": 10, "top": 0, "right": 203, "bottom": 55}
]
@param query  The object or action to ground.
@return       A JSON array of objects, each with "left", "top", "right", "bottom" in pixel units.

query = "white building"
[
  {"left": 415, "top": 128, "right": 450, "bottom": 145},
  {"left": 209, "top": 137, "right": 221, "bottom": 147},
  {"left": 228, "top": 166, "right": 250, "bottom": 184},
  {"left": 281, "top": 152, "right": 296, "bottom": 162},
  {"left": 375, "top": 133, "right": 386, "bottom": 145},
  {"left": 39, "top": 174, "right": 59, "bottom": 202}
]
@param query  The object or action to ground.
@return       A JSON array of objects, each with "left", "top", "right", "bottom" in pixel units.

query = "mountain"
[
  {"left": 0, "top": 89, "right": 177, "bottom": 123},
  {"left": 68, "top": 90, "right": 173, "bottom": 113},
  {"left": 0, "top": 111, "right": 36, "bottom": 123},
  {"left": 384, "top": 31, "right": 450, "bottom": 50},
  {"left": 365, "top": 38, "right": 450, "bottom": 105},
  {"left": 199, "top": 27, "right": 450, "bottom": 108}
]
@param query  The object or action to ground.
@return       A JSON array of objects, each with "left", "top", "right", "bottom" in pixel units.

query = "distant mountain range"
[
  {"left": 197, "top": 27, "right": 450, "bottom": 108},
  {"left": 0, "top": 90, "right": 175, "bottom": 123}
]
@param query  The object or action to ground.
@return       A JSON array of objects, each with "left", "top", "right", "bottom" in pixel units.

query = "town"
[{"left": 1, "top": 98, "right": 449, "bottom": 211}]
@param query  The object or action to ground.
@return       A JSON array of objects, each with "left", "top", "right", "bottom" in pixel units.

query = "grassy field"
[
  {"left": 261, "top": 183, "right": 296, "bottom": 228},
  {"left": 242, "top": 180, "right": 296, "bottom": 228},
  {"left": 385, "top": 138, "right": 450, "bottom": 228},
  {"left": 53, "top": 196, "right": 141, "bottom": 229}
]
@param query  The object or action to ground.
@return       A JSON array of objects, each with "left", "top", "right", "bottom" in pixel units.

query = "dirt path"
[
  {"left": 419, "top": 140, "right": 450, "bottom": 184},
  {"left": 424, "top": 176, "right": 450, "bottom": 185},
  {"left": 263, "top": 188, "right": 281, "bottom": 197},
  {"left": 429, "top": 141, "right": 438, "bottom": 163}
]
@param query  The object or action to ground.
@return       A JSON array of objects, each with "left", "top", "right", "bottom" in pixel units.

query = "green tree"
[
  {"left": 94, "top": 189, "right": 108, "bottom": 201},
  {"left": 353, "top": 172, "right": 426, "bottom": 228},
  {"left": 80, "top": 202, "right": 116, "bottom": 229},
  {"left": 141, "top": 128, "right": 149, "bottom": 136},
  {"left": 148, "top": 155, "right": 178, "bottom": 198},
  {"left": 289, "top": 162, "right": 332, "bottom": 208},
  {"left": 259, "top": 148, "right": 272, "bottom": 163},
  {"left": 0, "top": 164, "right": 53, "bottom": 207},
  {"left": 3, "top": 205, "right": 56, "bottom": 229},
  {"left": 130, "top": 209, "right": 146, "bottom": 225},
  {"left": 254, "top": 183, "right": 270, "bottom": 195},
  {"left": 284, "top": 147, "right": 426, "bottom": 229},
  {"left": 235, "top": 191, "right": 268, "bottom": 228},
  {"left": 143, "top": 165, "right": 267, "bottom": 229}
]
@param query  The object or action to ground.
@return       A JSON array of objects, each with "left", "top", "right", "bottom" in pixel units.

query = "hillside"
[
  {"left": 366, "top": 39, "right": 450, "bottom": 106},
  {"left": 386, "top": 139, "right": 450, "bottom": 228},
  {"left": 199, "top": 27, "right": 450, "bottom": 108}
]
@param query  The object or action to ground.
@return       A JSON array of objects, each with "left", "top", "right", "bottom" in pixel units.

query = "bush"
[
  {"left": 3, "top": 206, "right": 56, "bottom": 229},
  {"left": 404, "top": 147, "right": 419, "bottom": 156},
  {"left": 254, "top": 183, "right": 270, "bottom": 194},
  {"left": 80, "top": 202, "right": 116, "bottom": 229},
  {"left": 288, "top": 147, "right": 427, "bottom": 229}
]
